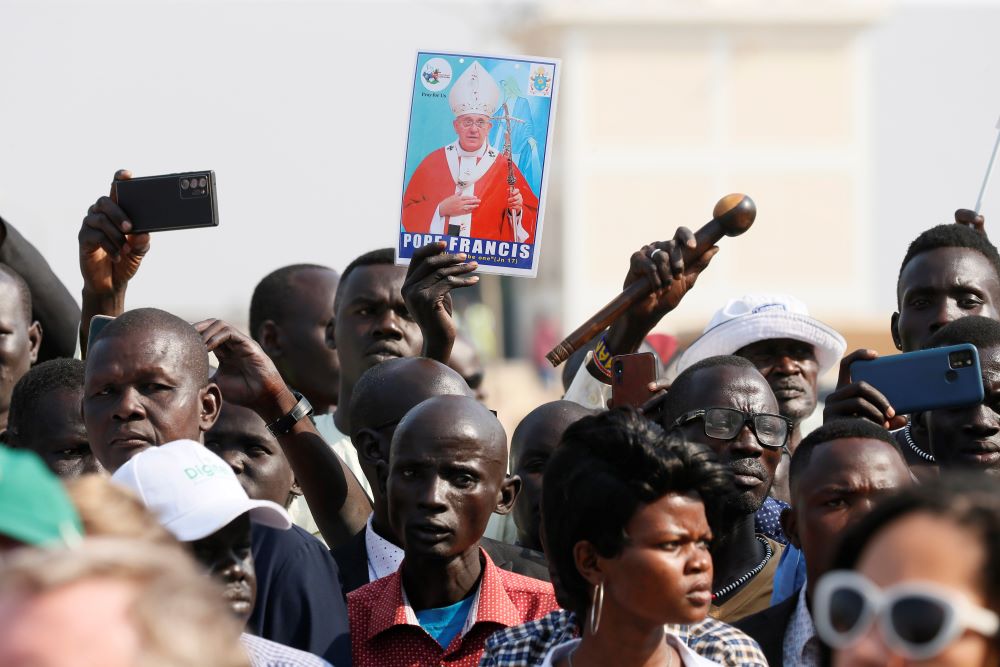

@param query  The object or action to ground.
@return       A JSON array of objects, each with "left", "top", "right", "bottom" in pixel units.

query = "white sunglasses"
[{"left": 814, "top": 570, "right": 1000, "bottom": 661}]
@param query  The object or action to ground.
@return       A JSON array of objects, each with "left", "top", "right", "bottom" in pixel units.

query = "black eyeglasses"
[{"left": 672, "top": 407, "right": 792, "bottom": 450}]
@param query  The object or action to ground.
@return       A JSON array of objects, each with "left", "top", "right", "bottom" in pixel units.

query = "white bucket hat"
[
  {"left": 112, "top": 439, "right": 291, "bottom": 542},
  {"left": 675, "top": 294, "right": 847, "bottom": 376}
]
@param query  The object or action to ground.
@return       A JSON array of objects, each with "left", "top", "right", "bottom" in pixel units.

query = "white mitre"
[{"left": 449, "top": 61, "right": 500, "bottom": 118}]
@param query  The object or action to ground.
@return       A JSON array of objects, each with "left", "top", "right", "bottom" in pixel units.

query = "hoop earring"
[{"left": 589, "top": 582, "right": 604, "bottom": 635}]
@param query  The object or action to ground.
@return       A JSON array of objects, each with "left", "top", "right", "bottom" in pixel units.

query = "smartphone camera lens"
[
  {"left": 198, "top": 177, "right": 208, "bottom": 188},
  {"left": 180, "top": 178, "right": 190, "bottom": 190},
  {"left": 949, "top": 350, "right": 974, "bottom": 369}
]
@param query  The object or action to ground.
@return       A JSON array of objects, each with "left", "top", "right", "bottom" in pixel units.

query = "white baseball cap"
[
  {"left": 111, "top": 439, "right": 291, "bottom": 542},
  {"left": 675, "top": 293, "right": 847, "bottom": 376}
]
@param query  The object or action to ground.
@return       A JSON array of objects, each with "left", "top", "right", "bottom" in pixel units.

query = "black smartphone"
[
  {"left": 87, "top": 314, "right": 114, "bottom": 354},
  {"left": 850, "top": 344, "right": 985, "bottom": 414},
  {"left": 611, "top": 352, "right": 657, "bottom": 410},
  {"left": 113, "top": 171, "right": 219, "bottom": 233}
]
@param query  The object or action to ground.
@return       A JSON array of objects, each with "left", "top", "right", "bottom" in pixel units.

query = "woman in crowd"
[
  {"left": 815, "top": 473, "right": 1000, "bottom": 666},
  {"left": 541, "top": 407, "right": 734, "bottom": 667}
]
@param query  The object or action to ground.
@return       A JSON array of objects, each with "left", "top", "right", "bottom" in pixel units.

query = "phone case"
[
  {"left": 850, "top": 344, "right": 984, "bottom": 415},
  {"left": 611, "top": 352, "right": 657, "bottom": 410},
  {"left": 114, "top": 171, "right": 219, "bottom": 233}
]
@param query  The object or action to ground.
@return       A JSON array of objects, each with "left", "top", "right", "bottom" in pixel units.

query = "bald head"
[
  {"left": 350, "top": 357, "right": 473, "bottom": 438},
  {"left": 352, "top": 360, "right": 478, "bottom": 537},
  {"left": 511, "top": 400, "right": 593, "bottom": 468},
  {"left": 92, "top": 308, "right": 209, "bottom": 384},
  {"left": 388, "top": 395, "right": 516, "bottom": 561},
  {"left": 0, "top": 264, "right": 41, "bottom": 429},
  {"left": 392, "top": 395, "right": 507, "bottom": 472},
  {"left": 511, "top": 400, "right": 594, "bottom": 550},
  {"left": 0, "top": 264, "right": 32, "bottom": 322}
]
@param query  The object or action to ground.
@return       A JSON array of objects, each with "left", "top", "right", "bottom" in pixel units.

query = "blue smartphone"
[{"left": 849, "top": 344, "right": 984, "bottom": 414}]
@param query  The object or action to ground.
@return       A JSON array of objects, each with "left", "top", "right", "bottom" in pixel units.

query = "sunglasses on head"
[
  {"left": 814, "top": 570, "right": 1000, "bottom": 661},
  {"left": 671, "top": 407, "right": 791, "bottom": 450}
]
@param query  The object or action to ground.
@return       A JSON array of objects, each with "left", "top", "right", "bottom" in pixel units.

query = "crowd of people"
[{"left": 0, "top": 167, "right": 999, "bottom": 667}]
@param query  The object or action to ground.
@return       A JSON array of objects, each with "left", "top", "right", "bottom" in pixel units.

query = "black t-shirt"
[{"left": 249, "top": 522, "right": 351, "bottom": 666}]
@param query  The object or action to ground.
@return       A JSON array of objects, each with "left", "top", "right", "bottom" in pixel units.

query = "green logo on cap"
[{"left": 184, "top": 463, "right": 229, "bottom": 480}]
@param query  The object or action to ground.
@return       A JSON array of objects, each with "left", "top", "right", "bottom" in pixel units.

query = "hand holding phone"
[
  {"left": 79, "top": 169, "right": 152, "bottom": 298},
  {"left": 611, "top": 352, "right": 658, "bottom": 410},
  {"left": 113, "top": 170, "right": 218, "bottom": 233},
  {"left": 849, "top": 344, "right": 984, "bottom": 415}
]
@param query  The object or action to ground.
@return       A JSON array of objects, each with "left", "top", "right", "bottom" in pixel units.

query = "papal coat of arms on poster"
[
  {"left": 396, "top": 51, "right": 560, "bottom": 278},
  {"left": 527, "top": 64, "right": 553, "bottom": 98}
]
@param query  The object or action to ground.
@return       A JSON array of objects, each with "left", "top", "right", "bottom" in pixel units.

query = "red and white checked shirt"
[{"left": 348, "top": 548, "right": 558, "bottom": 667}]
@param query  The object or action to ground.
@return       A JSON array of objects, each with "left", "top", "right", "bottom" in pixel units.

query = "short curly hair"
[
  {"left": 542, "top": 407, "right": 734, "bottom": 615},
  {"left": 897, "top": 224, "right": 1000, "bottom": 306},
  {"left": 334, "top": 248, "right": 396, "bottom": 314},
  {"left": 89, "top": 308, "right": 210, "bottom": 386},
  {"left": 249, "top": 264, "right": 336, "bottom": 342},
  {"left": 7, "top": 358, "right": 84, "bottom": 445},
  {"left": 789, "top": 418, "right": 901, "bottom": 495}
]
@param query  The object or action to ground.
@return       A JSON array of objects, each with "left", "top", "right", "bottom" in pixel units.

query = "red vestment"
[{"left": 402, "top": 145, "right": 539, "bottom": 244}]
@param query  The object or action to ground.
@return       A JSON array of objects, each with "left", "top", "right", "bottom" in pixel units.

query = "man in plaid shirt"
[{"left": 479, "top": 609, "right": 768, "bottom": 667}]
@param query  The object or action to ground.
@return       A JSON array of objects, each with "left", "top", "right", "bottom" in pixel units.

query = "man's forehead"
[
  {"left": 86, "top": 336, "right": 194, "bottom": 380},
  {"left": 211, "top": 407, "right": 270, "bottom": 438},
  {"left": 290, "top": 266, "right": 338, "bottom": 286},
  {"left": 513, "top": 436, "right": 558, "bottom": 466},
  {"left": 34, "top": 409, "right": 89, "bottom": 446},
  {"left": 686, "top": 366, "right": 774, "bottom": 410},
  {"left": 514, "top": 420, "right": 566, "bottom": 455},
  {"left": 288, "top": 268, "right": 338, "bottom": 302},
  {"left": 900, "top": 247, "right": 1000, "bottom": 292},
  {"left": 342, "top": 265, "right": 406, "bottom": 301},
  {"left": 0, "top": 278, "right": 29, "bottom": 325},
  {"left": 367, "top": 379, "right": 471, "bottom": 426},
  {"left": 393, "top": 432, "right": 503, "bottom": 465},
  {"left": 799, "top": 438, "right": 908, "bottom": 488},
  {"left": 36, "top": 384, "right": 84, "bottom": 406}
]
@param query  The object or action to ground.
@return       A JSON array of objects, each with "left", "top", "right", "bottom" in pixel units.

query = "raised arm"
[
  {"left": 565, "top": 227, "right": 719, "bottom": 410},
  {"left": 0, "top": 218, "right": 80, "bottom": 361},
  {"left": 401, "top": 240, "right": 479, "bottom": 364},
  {"left": 77, "top": 170, "right": 150, "bottom": 354},
  {"left": 196, "top": 318, "right": 372, "bottom": 547}
]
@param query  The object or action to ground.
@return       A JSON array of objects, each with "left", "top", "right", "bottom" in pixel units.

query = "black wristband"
[{"left": 266, "top": 392, "right": 314, "bottom": 436}]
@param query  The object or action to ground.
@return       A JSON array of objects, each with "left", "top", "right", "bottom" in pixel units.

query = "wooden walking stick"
[{"left": 546, "top": 193, "right": 757, "bottom": 367}]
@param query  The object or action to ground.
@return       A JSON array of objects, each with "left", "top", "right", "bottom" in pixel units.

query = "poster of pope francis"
[{"left": 397, "top": 51, "right": 559, "bottom": 277}]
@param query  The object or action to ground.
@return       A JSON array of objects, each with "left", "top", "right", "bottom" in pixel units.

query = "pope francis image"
[{"left": 402, "top": 61, "right": 539, "bottom": 244}]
